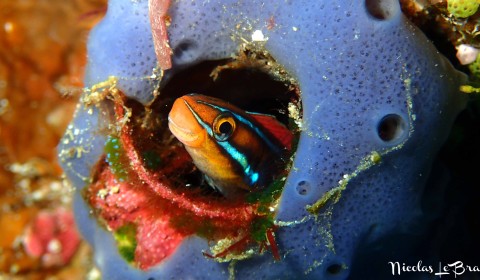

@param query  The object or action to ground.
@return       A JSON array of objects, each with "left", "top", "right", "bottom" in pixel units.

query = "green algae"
[
  {"left": 246, "top": 177, "right": 284, "bottom": 206},
  {"left": 251, "top": 217, "right": 275, "bottom": 243},
  {"left": 448, "top": 0, "right": 480, "bottom": 18},
  {"left": 113, "top": 224, "right": 137, "bottom": 263},
  {"left": 104, "top": 135, "right": 129, "bottom": 182},
  {"left": 468, "top": 53, "right": 480, "bottom": 78}
]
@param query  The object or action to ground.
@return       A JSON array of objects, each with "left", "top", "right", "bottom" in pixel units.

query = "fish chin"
[{"left": 168, "top": 117, "right": 203, "bottom": 147}]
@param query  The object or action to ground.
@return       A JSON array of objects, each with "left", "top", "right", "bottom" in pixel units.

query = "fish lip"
[{"left": 168, "top": 116, "right": 203, "bottom": 147}]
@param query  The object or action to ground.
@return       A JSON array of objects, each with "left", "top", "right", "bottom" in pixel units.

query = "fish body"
[{"left": 168, "top": 94, "right": 291, "bottom": 197}]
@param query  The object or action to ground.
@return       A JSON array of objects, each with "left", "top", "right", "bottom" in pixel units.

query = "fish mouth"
[
  {"left": 168, "top": 95, "right": 206, "bottom": 148},
  {"left": 168, "top": 116, "right": 202, "bottom": 147}
]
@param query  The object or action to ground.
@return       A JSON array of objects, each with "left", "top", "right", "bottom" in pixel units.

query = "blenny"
[{"left": 168, "top": 94, "right": 292, "bottom": 197}]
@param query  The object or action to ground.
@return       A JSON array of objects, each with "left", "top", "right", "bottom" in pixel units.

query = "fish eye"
[{"left": 213, "top": 113, "right": 236, "bottom": 141}]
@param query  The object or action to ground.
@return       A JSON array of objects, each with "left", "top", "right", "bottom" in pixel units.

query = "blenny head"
[{"left": 168, "top": 94, "right": 240, "bottom": 148}]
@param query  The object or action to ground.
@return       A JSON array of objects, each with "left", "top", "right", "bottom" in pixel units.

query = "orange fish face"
[
  {"left": 168, "top": 94, "right": 242, "bottom": 147},
  {"left": 168, "top": 95, "right": 209, "bottom": 148},
  {"left": 168, "top": 94, "right": 291, "bottom": 196}
]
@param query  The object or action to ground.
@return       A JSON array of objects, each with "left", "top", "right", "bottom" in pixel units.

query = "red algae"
[
  {"left": 87, "top": 164, "right": 187, "bottom": 268},
  {"left": 85, "top": 92, "right": 283, "bottom": 268},
  {"left": 85, "top": 94, "right": 263, "bottom": 269}
]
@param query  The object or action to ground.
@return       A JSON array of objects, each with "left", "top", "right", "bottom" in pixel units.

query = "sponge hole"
[
  {"left": 324, "top": 260, "right": 349, "bottom": 279},
  {"left": 173, "top": 40, "right": 199, "bottom": 62},
  {"left": 365, "top": 0, "right": 400, "bottom": 20},
  {"left": 296, "top": 180, "right": 311, "bottom": 196},
  {"left": 326, "top": 263, "right": 343, "bottom": 275},
  {"left": 377, "top": 114, "right": 406, "bottom": 142}
]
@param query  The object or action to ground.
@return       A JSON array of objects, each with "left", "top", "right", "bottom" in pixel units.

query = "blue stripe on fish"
[
  {"left": 196, "top": 100, "right": 283, "bottom": 155},
  {"left": 183, "top": 100, "right": 260, "bottom": 185}
]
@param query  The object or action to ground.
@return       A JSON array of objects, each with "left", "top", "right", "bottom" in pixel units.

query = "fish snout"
[{"left": 168, "top": 97, "right": 205, "bottom": 147}]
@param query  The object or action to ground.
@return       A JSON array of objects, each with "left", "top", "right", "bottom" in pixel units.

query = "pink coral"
[{"left": 23, "top": 208, "right": 81, "bottom": 267}]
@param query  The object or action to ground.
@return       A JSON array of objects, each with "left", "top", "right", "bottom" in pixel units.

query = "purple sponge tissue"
[{"left": 58, "top": 0, "right": 468, "bottom": 279}]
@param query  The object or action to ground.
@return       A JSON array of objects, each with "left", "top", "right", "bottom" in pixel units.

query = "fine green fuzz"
[
  {"left": 448, "top": 0, "right": 480, "bottom": 18},
  {"left": 468, "top": 53, "right": 480, "bottom": 78},
  {"left": 169, "top": 214, "right": 216, "bottom": 239},
  {"left": 105, "top": 135, "right": 129, "bottom": 181},
  {"left": 245, "top": 178, "right": 284, "bottom": 246},
  {"left": 196, "top": 220, "right": 216, "bottom": 239},
  {"left": 251, "top": 217, "right": 274, "bottom": 242},
  {"left": 113, "top": 224, "right": 137, "bottom": 263},
  {"left": 246, "top": 177, "right": 284, "bottom": 205},
  {"left": 142, "top": 150, "right": 162, "bottom": 170},
  {"left": 460, "top": 84, "right": 480, "bottom": 93}
]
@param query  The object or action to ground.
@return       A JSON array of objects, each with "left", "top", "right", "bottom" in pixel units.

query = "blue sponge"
[{"left": 59, "top": 0, "right": 468, "bottom": 279}]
